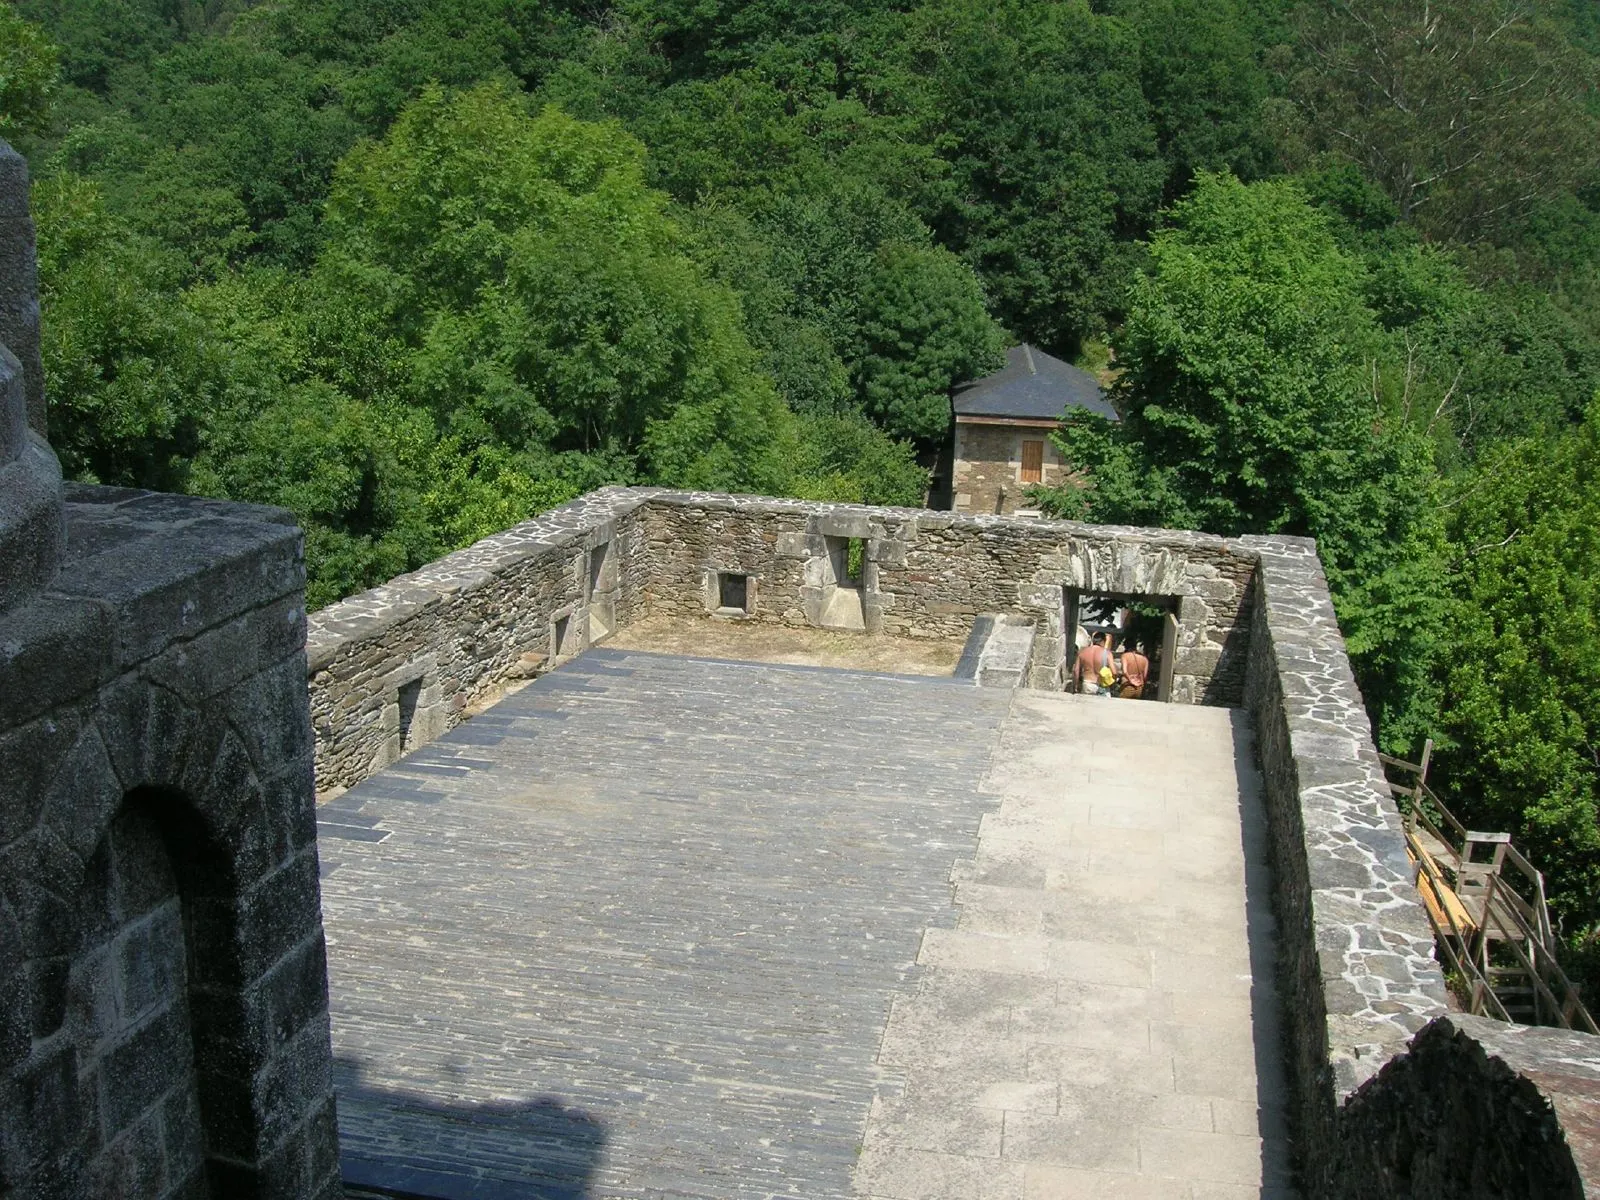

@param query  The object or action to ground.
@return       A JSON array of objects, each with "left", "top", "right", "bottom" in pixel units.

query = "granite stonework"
[
  {"left": 0, "top": 487, "right": 340, "bottom": 1200},
  {"left": 1, "top": 138, "right": 337, "bottom": 1200}
]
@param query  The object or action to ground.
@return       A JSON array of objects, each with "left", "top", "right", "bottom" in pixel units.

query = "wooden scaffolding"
[{"left": 1383, "top": 742, "right": 1598, "bottom": 1032}]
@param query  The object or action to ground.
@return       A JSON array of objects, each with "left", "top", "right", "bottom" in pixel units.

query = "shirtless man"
[
  {"left": 1119, "top": 641, "right": 1150, "bottom": 698},
  {"left": 1073, "top": 632, "right": 1115, "bottom": 695}
]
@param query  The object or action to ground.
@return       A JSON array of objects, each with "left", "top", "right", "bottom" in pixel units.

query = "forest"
[{"left": 3, "top": 0, "right": 1600, "bottom": 976}]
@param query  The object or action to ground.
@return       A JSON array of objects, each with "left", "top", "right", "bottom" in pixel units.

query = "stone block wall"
[
  {"left": 638, "top": 493, "right": 1257, "bottom": 702},
  {"left": 950, "top": 420, "right": 1068, "bottom": 516},
  {"left": 1, "top": 486, "right": 339, "bottom": 1199},
  {"left": 299, "top": 488, "right": 1600, "bottom": 1196},
  {"left": 306, "top": 488, "right": 651, "bottom": 794}
]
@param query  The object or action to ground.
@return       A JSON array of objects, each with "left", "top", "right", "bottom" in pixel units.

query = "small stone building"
[{"left": 948, "top": 344, "right": 1115, "bottom": 516}]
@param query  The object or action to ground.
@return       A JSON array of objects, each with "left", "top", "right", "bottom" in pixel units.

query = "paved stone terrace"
[{"left": 318, "top": 649, "right": 1291, "bottom": 1198}]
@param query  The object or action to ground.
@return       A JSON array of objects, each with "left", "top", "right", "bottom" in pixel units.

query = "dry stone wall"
[
  {"left": 306, "top": 488, "right": 650, "bottom": 794},
  {"left": 636, "top": 493, "right": 1257, "bottom": 702}
]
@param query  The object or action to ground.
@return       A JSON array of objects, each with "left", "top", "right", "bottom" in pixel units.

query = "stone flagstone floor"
[{"left": 319, "top": 648, "right": 1292, "bottom": 1199}]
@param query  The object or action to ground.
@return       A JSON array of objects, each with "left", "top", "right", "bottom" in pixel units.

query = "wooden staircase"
[{"left": 1384, "top": 742, "right": 1599, "bottom": 1033}]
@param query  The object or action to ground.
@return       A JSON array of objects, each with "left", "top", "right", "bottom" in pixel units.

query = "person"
[
  {"left": 1119, "top": 640, "right": 1150, "bottom": 699},
  {"left": 1073, "top": 631, "right": 1116, "bottom": 696}
]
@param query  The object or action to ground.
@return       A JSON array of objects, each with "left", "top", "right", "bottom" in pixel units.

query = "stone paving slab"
[
  {"left": 321, "top": 652, "right": 1292, "bottom": 1199},
  {"left": 853, "top": 691, "right": 1294, "bottom": 1200},
  {"left": 323, "top": 650, "right": 1015, "bottom": 1198}
]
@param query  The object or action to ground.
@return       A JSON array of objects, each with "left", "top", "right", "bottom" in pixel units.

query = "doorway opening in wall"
[
  {"left": 1062, "top": 589, "right": 1180, "bottom": 701},
  {"left": 397, "top": 677, "right": 423, "bottom": 751}
]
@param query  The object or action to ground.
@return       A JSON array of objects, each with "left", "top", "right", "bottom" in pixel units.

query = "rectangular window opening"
[
  {"left": 553, "top": 612, "right": 572, "bottom": 657},
  {"left": 845, "top": 537, "right": 865, "bottom": 585},
  {"left": 1021, "top": 439, "right": 1045, "bottom": 485},
  {"left": 589, "top": 542, "right": 609, "bottom": 598},
  {"left": 718, "top": 572, "right": 750, "bottom": 612},
  {"left": 397, "top": 677, "right": 423, "bottom": 751}
]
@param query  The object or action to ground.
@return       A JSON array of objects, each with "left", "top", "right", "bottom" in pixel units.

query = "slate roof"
[{"left": 951, "top": 344, "right": 1117, "bottom": 422}]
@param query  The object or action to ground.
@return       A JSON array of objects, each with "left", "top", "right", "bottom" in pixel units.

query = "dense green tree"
[
  {"left": 1036, "top": 173, "right": 1449, "bottom": 747},
  {"left": 1288, "top": 0, "right": 1599, "bottom": 241},
  {"left": 1432, "top": 407, "right": 1600, "bottom": 931},
  {"left": 32, "top": 172, "right": 216, "bottom": 490},
  {"left": 0, "top": 4, "right": 58, "bottom": 135},
  {"left": 899, "top": 0, "right": 1164, "bottom": 353},
  {"left": 852, "top": 241, "right": 1005, "bottom": 444},
  {"left": 322, "top": 84, "right": 799, "bottom": 491}
]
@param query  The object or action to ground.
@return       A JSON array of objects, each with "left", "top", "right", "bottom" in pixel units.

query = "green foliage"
[
  {"left": 1432, "top": 408, "right": 1600, "bottom": 929},
  {"left": 0, "top": 4, "right": 58, "bottom": 135},
  {"left": 1288, "top": 0, "right": 1598, "bottom": 242},
  {"left": 853, "top": 242, "right": 1005, "bottom": 444},
  {"left": 323, "top": 85, "right": 798, "bottom": 493},
  {"left": 901, "top": 0, "right": 1164, "bottom": 352},
  {"left": 33, "top": 172, "right": 215, "bottom": 490},
  {"left": 1037, "top": 173, "right": 1450, "bottom": 747}
]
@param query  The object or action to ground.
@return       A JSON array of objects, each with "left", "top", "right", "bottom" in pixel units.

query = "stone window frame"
[
  {"left": 550, "top": 601, "right": 582, "bottom": 658},
  {"left": 703, "top": 567, "right": 758, "bottom": 618}
]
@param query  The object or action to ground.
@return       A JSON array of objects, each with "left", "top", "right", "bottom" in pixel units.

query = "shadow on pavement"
[{"left": 336, "top": 1057, "right": 606, "bottom": 1200}]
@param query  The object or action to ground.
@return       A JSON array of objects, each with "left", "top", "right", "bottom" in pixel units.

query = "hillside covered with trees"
[{"left": 5, "top": 0, "right": 1600, "bottom": 972}]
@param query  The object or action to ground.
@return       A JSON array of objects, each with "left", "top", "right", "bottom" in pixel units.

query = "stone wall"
[
  {"left": 306, "top": 488, "right": 651, "bottom": 794},
  {"left": 1235, "top": 533, "right": 1600, "bottom": 1196},
  {"left": 950, "top": 420, "right": 1068, "bottom": 515},
  {"left": 303, "top": 489, "right": 1600, "bottom": 1196},
  {"left": 308, "top": 492, "right": 1262, "bottom": 796},
  {"left": 637, "top": 493, "right": 1257, "bottom": 701},
  {"left": 1328, "top": 1015, "right": 1600, "bottom": 1198},
  {"left": 1, "top": 485, "right": 340, "bottom": 1199}
]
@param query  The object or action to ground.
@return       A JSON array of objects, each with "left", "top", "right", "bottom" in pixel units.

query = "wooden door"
[{"left": 1020, "top": 439, "right": 1044, "bottom": 484}]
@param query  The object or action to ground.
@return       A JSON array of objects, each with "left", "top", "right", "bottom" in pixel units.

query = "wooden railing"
[{"left": 1382, "top": 742, "right": 1598, "bottom": 1033}]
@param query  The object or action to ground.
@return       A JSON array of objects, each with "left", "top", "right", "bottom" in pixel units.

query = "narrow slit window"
[
  {"left": 397, "top": 677, "right": 422, "bottom": 751},
  {"left": 845, "top": 538, "right": 865, "bottom": 585},
  {"left": 1021, "top": 439, "right": 1044, "bottom": 484}
]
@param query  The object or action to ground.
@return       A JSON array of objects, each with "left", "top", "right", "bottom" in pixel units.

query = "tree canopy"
[{"left": 11, "top": 0, "right": 1600, "bottom": 970}]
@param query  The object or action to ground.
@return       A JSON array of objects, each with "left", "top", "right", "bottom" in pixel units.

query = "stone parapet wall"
[
  {"left": 1229, "top": 534, "right": 1600, "bottom": 1196},
  {"left": 306, "top": 487, "right": 651, "bottom": 794},
  {"left": 1329, "top": 1015, "right": 1600, "bottom": 1198},
  {"left": 307, "top": 490, "right": 1265, "bottom": 796},
  {"left": 638, "top": 492, "right": 1256, "bottom": 701}
]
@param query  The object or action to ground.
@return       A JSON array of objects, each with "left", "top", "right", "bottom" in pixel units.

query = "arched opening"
[{"left": 66, "top": 787, "right": 252, "bottom": 1198}]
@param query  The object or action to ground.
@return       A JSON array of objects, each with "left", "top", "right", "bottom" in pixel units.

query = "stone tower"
[{"left": 0, "top": 141, "right": 339, "bottom": 1198}]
